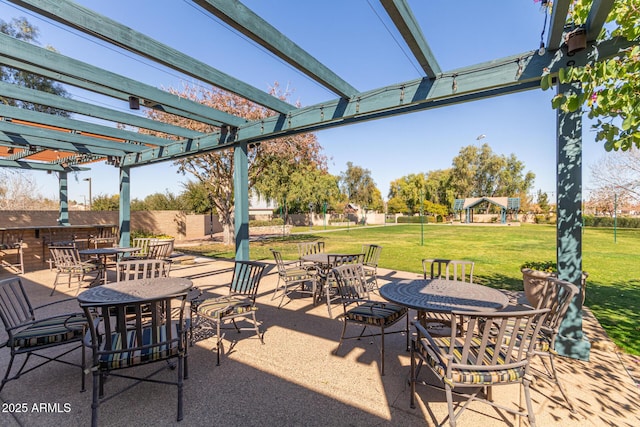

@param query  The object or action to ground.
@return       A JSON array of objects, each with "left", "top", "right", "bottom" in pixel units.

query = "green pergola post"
[
  {"left": 118, "top": 166, "right": 131, "bottom": 248},
  {"left": 234, "top": 141, "right": 249, "bottom": 261},
  {"left": 57, "top": 171, "right": 69, "bottom": 226},
  {"left": 555, "top": 81, "right": 590, "bottom": 361}
]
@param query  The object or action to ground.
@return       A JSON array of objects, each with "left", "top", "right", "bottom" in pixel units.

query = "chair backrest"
[
  {"left": 0, "top": 277, "right": 35, "bottom": 333},
  {"left": 422, "top": 258, "right": 474, "bottom": 282},
  {"left": 327, "top": 253, "right": 364, "bottom": 268},
  {"left": 80, "top": 292, "right": 187, "bottom": 371},
  {"left": 131, "top": 237, "right": 159, "bottom": 257},
  {"left": 148, "top": 240, "right": 173, "bottom": 260},
  {"left": 446, "top": 308, "right": 550, "bottom": 369},
  {"left": 228, "top": 260, "right": 267, "bottom": 303},
  {"left": 331, "top": 264, "right": 369, "bottom": 304},
  {"left": 362, "top": 244, "right": 382, "bottom": 267},
  {"left": 270, "top": 249, "right": 287, "bottom": 275},
  {"left": 297, "top": 241, "right": 325, "bottom": 258},
  {"left": 116, "top": 259, "right": 171, "bottom": 282},
  {"left": 536, "top": 277, "right": 579, "bottom": 341},
  {"left": 49, "top": 245, "right": 83, "bottom": 270}
]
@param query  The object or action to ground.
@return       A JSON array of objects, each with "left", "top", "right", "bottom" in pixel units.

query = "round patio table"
[
  {"left": 77, "top": 277, "right": 193, "bottom": 306},
  {"left": 379, "top": 279, "right": 509, "bottom": 313}
]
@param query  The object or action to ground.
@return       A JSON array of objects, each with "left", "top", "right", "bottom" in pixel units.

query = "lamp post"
[
  {"left": 323, "top": 201, "right": 327, "bottom": 230},
  {"left": 309, "top": 202, "right": 314, "bottom": 231},
  {"left": 83, "top": 177, "right": 92, "bottom": 210},
  {"left": 420, "top": 190, "right": 424, "bottom": 246},
  {"left": 614, "top": 192, "right": 617, "bottom": 243}
]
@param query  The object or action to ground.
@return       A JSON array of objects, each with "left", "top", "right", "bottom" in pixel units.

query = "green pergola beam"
[
  {"left": 0, "top": 159, "right": 88, "bottom": 171},
  {"left": 0, "top": 34, "right": 246, "bottom": 128},
  {"left": 8, "top": 0, "right": 295, "bottom": 114},
  {"left": 0, "top": 81, "right": 204, "bottom": 140},
  {"left": 585, "top": 0, "right": 616, "bottom": 41},
  {"left": 547, "top": 0, "right": 572, "bottom": 50},
  {"left": 0, "top": 121, "right": 141, "bottom": 156},
  {"left": 0, "top": 104, "right": 174, "bottom": 148},
  {"left": 193, "top": 0, "right": 358, "bottom": 98},
  {"left": 380, "top": 0, "right": 441, "bottom": 78},
  {"left": 122, "top": 37, "right": 632, "bottom": 166}
]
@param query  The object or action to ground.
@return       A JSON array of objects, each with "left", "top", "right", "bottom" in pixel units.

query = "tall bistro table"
[
  {"left": 379, "top": 278, "right": 510, "bottom": 329},
  {"left": 77, "top": 276, "right": 193, "bottom": 306},
  {"left": 79, "top": 247, "right": 141, "bottom": 285}
]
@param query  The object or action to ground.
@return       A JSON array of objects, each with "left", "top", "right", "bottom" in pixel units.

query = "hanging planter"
[{"left": 566, "top": 25, "right": 587, "bottom": 56}]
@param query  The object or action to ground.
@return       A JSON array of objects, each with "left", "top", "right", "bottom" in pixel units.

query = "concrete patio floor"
[{"left": 1, "top": 258, "right": 639, "bottom": 426}]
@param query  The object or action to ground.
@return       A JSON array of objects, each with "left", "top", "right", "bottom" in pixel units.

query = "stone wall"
[{"left": 0, "top": 210, "right": 221, "bottom": 241}]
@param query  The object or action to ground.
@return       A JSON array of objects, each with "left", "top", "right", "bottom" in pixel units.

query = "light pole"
[{"left": 83, "top": 177, "right": 92, "bottom": 210}]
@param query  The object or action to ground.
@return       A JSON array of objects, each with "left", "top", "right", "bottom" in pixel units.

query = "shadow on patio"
[{"left": 1, "top": 258, "right": 638, "bottom": 426}]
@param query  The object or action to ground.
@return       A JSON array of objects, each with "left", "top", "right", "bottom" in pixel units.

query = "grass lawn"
[{"left": 179, "top": 223, "right": 640, "bottom": 355}]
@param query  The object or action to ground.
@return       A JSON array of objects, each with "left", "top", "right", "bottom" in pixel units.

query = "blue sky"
[{"left": 1, "top": 0, "right": 607, "bottom": 204}]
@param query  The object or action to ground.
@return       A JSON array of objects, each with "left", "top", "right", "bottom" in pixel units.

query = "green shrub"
[
  {"left": 397, "top": 216, "right": 429, "bottom": 224},
  {"left": 583, "top": 215, "right": 640, "bottom": 228}
]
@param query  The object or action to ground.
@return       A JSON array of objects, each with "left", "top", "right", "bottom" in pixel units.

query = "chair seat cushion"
[
  {"left": 98, "top": 323, "right": 181, "bottom": 370},
  {"left": 418, "top": 336, "right": 525, "bottom": 387},
  {"left": 345, "top": 302, "right": 407, "bottom": 326},
  {"left": 197, "top": 296, "right": 256, "bottom": 320},
  {"left": 12, "top": 314, "right": 86, "bottom": 348},
  {"left": 283, "top": 267, "right": 313, "bottom": 281}
]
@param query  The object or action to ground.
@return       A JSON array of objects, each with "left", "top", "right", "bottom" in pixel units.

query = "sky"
[{"left": 1, "top": 0, "right": 609, "bottom": 205}]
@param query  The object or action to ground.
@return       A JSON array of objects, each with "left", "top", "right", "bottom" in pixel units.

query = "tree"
[
  {"left": 386, "top": 196, "right": 409, "bottom": 214},
  {"left": 181, "top": 181, "right": 214, "bottom": 215},
  {"left": 252, "top": 150, "right": 338, "bottom": 220},
  {"left": 0, "top": 18, "right": 70, "bottom": 209},
  {"left": 449, "top": 143, "right": 535, "bottom": 199},
  {"left": 588, "top": 149, "right": 640, "bottom": 214},
  {"left": 144, "top": 84, "right": 326, "bottom": 245},
  {"left": 388, "top": 171, "right": 453, "bottom": 215},
  {"left": 0, "top": 18, "right": 69, "bottom": 115},
  {"left": 543, "top": 1, "right": 639, "bottom": 151},
  {"left": 339, "top": 162, "right": 383, "bottom": 210},
  {"left": 92, "top": 194, "right": 119, "bottom": 211},
  {"left": 536, "top": 189, "right": 551, "bottom": 214}
]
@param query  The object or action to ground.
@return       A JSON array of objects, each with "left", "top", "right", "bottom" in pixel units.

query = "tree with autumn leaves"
[{"left": 144, "top": 84, "right": 329, "bottom": 244}]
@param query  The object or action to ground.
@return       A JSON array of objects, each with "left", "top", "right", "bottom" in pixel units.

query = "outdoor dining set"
[{"left": 0, "top": 238, "right": 579, "bottom": 427}]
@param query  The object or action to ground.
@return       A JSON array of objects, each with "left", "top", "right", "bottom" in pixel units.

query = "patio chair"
[
  {"left": 270, "top": 249, "right": 318, "bottom": 308},
  {"left": 116, "top": 259, "right": 172, "bottom": 282},
  {"left": 148, "top": 239, "right": 174, "bottom": 260},
  {"left": 422, "top": 258, "right": 474, "bottom": 282},
  {"left": 421, "top": 258, "right": 475, "bottom": 335},
  {"left": 190, "top": 260, "right": 266, "bottom": 365},
  {"left": 361, "top": 244, "right": 382, "bottom": 292},
  {"left": 331, "top": 263, "right": 409, "bottom": 375},
  {"left": 80, "top": 290, "right": 189, "bottom": 427},
  {"left": 322, "top": 253, "right": 364, "bottom": 318},
  {"left": 509, "top": 277, "right": 580, "bottom": 412},
  {"left": 0, "top": 229, "right": 25, "bottom": 274},
  {"left": 0, "top": 276, "right": 87, "bottom": 394},
  {"left": 90, "top": 225, "right": 118, "bottom": 248},
  {"left": 122, "top": 237, "right": 159, "bottom": 260},
  {"left": 410, "top": 307, "right": 550, "bottom": 427},
  {"left": 297, "top": 241, "right": 325, "bottom": 267},
  {"left": 49, "top": 244, "right": 100, "bottom": 296}
]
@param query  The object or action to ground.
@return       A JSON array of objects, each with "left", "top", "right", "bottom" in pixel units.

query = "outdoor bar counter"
[{"left": 0, "top": 224, "right": 118, "bottom": 273}]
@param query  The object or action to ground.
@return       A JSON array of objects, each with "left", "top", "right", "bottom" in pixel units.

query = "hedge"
[
  {"left": 397, "top": 216, "right": 433, "bottom": 224},
  {"left": 583, "top": 215, "right": 640, "bottom": 228}
]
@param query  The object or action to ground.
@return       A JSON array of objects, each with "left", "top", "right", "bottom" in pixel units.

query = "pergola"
[{"left": 0, "top": 0, "right": 636, "bottom": 360}]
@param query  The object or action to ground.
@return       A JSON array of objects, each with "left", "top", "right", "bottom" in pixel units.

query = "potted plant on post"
[{"left": 520, "top": 261, "right": 588, "bottom": 307}]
